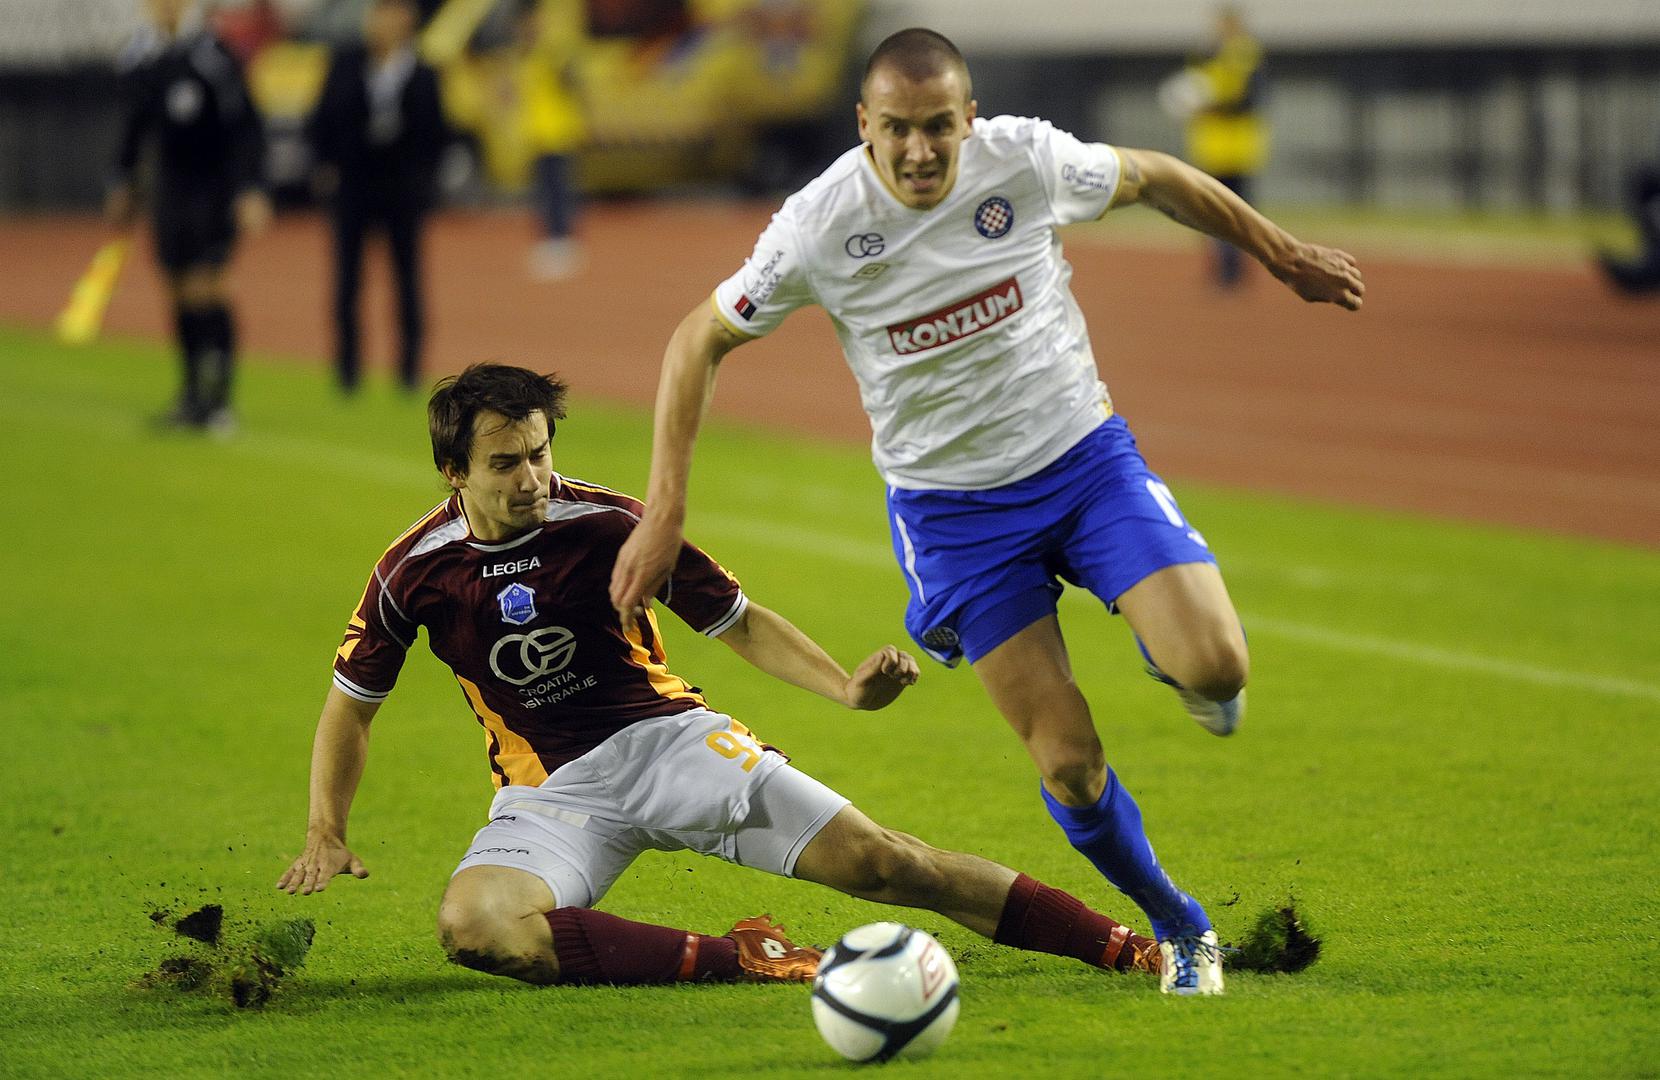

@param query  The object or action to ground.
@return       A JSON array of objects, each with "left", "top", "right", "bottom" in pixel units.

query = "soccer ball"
[{"left": 810, "top": 922, "right": 960, "bottom": 1063}]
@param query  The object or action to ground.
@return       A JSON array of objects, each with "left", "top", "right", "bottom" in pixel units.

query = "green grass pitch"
[{"left": 1, "top": 326, "right": 1655, "bottom": 1077}]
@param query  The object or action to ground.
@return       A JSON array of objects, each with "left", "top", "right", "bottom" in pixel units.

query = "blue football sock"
[{"left": 1041, "top": 769, "right": 1210, "bottom": 940}]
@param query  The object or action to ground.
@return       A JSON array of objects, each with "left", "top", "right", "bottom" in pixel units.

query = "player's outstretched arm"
[
  {"left": 1109, "top": 147, "right": 1365, "bottom": 311},
  {"left": 718, "top": 602, "right": 919, "bottom": 710},
  {"left": 610, "top": 302, "right": 748, "bottom": 620},
  {"left": 277, "top": 687, "right": 378, "bottom": 895}
]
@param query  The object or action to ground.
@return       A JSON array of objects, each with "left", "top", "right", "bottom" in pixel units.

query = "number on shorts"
[
  {"left": 1144, "top": 479, "right": 1186, "bottom": 527},
  {"left": 706, "top": 720, "right": 761, "bottom": 773}
]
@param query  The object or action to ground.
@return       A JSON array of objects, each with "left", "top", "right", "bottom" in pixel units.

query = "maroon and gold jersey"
[{"left": 332, "top": 475, "right": 748, "bottom": 789}]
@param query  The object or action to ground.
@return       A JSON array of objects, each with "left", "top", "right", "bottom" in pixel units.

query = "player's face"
[
  {"left": 447, "top": 410, "right": 553, "bottom": 542},
  {"left": 857, "top": 67, "right": 977, "bottom": 210}
]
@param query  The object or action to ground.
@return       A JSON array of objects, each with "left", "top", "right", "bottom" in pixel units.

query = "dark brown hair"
[
  {"left": 861, "top": 28, "right": 971, "bottom": 101},
  {"left": 428, "top": 363, "right": 569, "bottom": 477}
]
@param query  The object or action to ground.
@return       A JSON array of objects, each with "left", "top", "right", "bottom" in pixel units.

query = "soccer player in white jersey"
[{"left": 611, "top": 28, "right": 1364, "bottom": 996}]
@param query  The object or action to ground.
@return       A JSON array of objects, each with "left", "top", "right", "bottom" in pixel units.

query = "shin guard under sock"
[
  {"left": 1041, "top": 770, "right": 1209, "bottom": 940},
  {"left": 543, "top": 907, "right": 741, "bottom": 985},
  {"left": 994, "top": 872, "right": 1156, "bottom": 971}
]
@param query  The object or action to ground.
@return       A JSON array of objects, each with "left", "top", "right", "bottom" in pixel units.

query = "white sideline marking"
[
  {"left": 1243, "top": 616, "right": 1660, "bottom": 705},
  {"left": 698, "top": 514, "right": 1660, "bottom": 706},
  {"left": 122, "top": 413, "right": 1654, "bottom": 708}
]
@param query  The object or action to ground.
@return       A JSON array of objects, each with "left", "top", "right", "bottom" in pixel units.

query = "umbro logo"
[{"left": 852, "top": 263, "right": 889, "bottom": 281}]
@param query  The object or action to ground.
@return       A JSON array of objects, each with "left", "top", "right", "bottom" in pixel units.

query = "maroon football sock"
[
  {"left": 544, "top": 907, "right": 742, "bottom": 984},
  {"left": 993, "top": 872, "right": 1154, "bottom": 972}
]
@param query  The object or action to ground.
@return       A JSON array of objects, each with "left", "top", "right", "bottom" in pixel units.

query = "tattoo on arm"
[{"left": 1145, "top": 188, "right": 1206, "bottom": 233}]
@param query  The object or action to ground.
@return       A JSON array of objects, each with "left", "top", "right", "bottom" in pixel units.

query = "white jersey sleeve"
[
  {"left": 711, "top": 205, "right": 816, "bottom": 338},
  {"left": 1026, "top": 118, "right": 1123, "bottom": 225}
]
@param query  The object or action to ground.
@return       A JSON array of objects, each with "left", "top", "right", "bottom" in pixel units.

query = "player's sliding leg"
[
  {"left": 972, "top": 617, "right": 1222, "bottom": 994},
  {"left": 789, "top": 804, "right": 1159, "bottom": 976},
  {"left": 1116, "top": 562, "right": 1248, "bottom": 738},
  {"left": 436, "top": 866, "right": 818, "bottom": 985}
]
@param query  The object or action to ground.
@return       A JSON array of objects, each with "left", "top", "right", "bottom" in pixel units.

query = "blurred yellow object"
[
  {"left": 55, "top": 238, "right": 129, "bottom": 346},
  {"left": 430, "top": 0, "right": 862, "bottom": 193},
  {"left": 1186, "top": 33, "right": 1268, "bottom": 177},
  {"left": 247, "top": 41, "right": 329, "bottom": 118}
]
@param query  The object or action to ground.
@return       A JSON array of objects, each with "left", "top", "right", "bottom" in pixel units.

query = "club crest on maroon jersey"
[{"left": 497, "top": 582, "right": 537, "bottom": 626}]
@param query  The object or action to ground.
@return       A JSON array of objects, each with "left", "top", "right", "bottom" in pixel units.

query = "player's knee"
[
  {"left": 435, "top": 893, "right": 519, "bottom": 967},
  {"left": 853, "top": 830, "right": 948, "bottom": 904},
  {"left": 1188, "top": 635, "right": 1249, "bottom": 701}
]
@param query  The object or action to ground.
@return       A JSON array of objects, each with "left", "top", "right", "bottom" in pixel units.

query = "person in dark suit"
[
  {"left": 306, "top": 0, "right": 447, "bottom": 392},
  {"left": 1597, "top": 161, "right": 1660, "bottom": 294}
]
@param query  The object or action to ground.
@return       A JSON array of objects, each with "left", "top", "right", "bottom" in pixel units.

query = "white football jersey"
[{"left": 712, "top": 114, "right": 1124, "bottom": 490}]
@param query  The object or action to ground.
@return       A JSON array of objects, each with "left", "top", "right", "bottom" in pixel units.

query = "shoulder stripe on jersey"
[
  {"left": 556, "top": 473, "right": 630, "bottom": 499},
  {"left": 701, "top": 592, "right": 749, "bottom": 638},
  {"left": 546, "top": 501, "right": 625, "bottom": 524},
  {"left": 375, "top": 562, "right": 417, "bottom": 628},
  {"left": 333, "top": 671, "right": 390, "bottom": 703},
  {"left": 374, "top": 566, "right": 415, "bottom": 649},
  {"left": 386, "top": 497, "right": 452, "bottom": 554},
  {"left": 407, "top": 516, "right": 469, "bottom": 559}
]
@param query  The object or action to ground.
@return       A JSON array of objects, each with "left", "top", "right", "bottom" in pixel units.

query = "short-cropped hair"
[
  {"left": 429, "top": 363, "right": 569, "bottom": 477},
  {"left": 862, "top": 28, "right": 970, "bottom": 101}
]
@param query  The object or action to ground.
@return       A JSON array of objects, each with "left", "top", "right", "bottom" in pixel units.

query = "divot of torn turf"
[
  {"left": 229, "top": 919, "right": 316, "bottom": 1009},
  {"left": 173, "top": 904, "right": 223, "bottom": 945},
  {"left": 1226, "top": 902, "right": 1322, "bottom": 974},
  {"left": 131, "top": 955, "right": 214, "bottom": 991},
  {"left": 134, "top": 906, "right": 314, "bottom": 1009}
]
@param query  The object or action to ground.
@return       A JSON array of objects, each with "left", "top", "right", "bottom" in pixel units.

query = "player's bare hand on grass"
[
  {"left": 611, "top": 513, "right": 681, "bottom": 621},
  {"left": 278, "top": 833, "right": 368, "bottom": 895},
  {"left": 844, "top": 646, "right": 920, "bottom": 710},
  {"left": 1272, "top": 243, "right": 1365, "bottom": 310}
]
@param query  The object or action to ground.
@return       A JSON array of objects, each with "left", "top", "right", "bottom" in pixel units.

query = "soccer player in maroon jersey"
[{"left": 279, "top": 363, "right": 1167, "bottom": 986}]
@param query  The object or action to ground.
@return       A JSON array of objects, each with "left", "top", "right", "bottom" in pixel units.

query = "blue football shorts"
[{"left": 885, "top": 415, "right": 1217, "bottom": 666}]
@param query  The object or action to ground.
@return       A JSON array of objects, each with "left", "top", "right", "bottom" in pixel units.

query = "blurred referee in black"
[
  {"left": 108, "top": 0, "right": 270, "bottom": 434},
  {"left": 305, "top": 0, "right": 447, "bottom": 394}
]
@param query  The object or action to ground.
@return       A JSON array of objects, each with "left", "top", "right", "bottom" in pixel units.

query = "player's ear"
[
  {"left": 440, "top": 463, "right": 466, "bottom": 491},
  {"left": 856, "top": 101, "right": 870, "bottom": 144},
  {"left": 965, "top": 99, "right": 978, "bottom": 125}
]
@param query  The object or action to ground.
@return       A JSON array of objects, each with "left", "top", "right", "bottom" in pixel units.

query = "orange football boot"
[{"left": 726, "top": 915, "right": 823, "bottom": 982}]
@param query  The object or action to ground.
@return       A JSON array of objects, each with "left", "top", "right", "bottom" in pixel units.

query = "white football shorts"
[{"left": 451, "top": 708, "right": 849, "bottom": 908}]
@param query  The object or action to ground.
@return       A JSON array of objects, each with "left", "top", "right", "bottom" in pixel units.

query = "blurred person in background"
[
  {"left": 509, "top": 0, "right": 588, "bottom": 281},
  {"left": 213, "top": 0, "right": 286, "bottom": 63},
  {"left": 1158, "top": 4, "right": 1267, "bottom": 289},
  {"left": 307, "top": 0, "right": 448, "bottom": 394},
  {"left": 1597, "top": 159, "right": 1660, "bottom": 294},
  {"left": 108, "top": 0, "right": 270, "bottom": 434}
]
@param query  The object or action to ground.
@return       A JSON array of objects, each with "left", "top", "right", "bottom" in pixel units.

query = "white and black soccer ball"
[{"left": 810, "top": 922, "right": 960, "bottom": 1063}]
